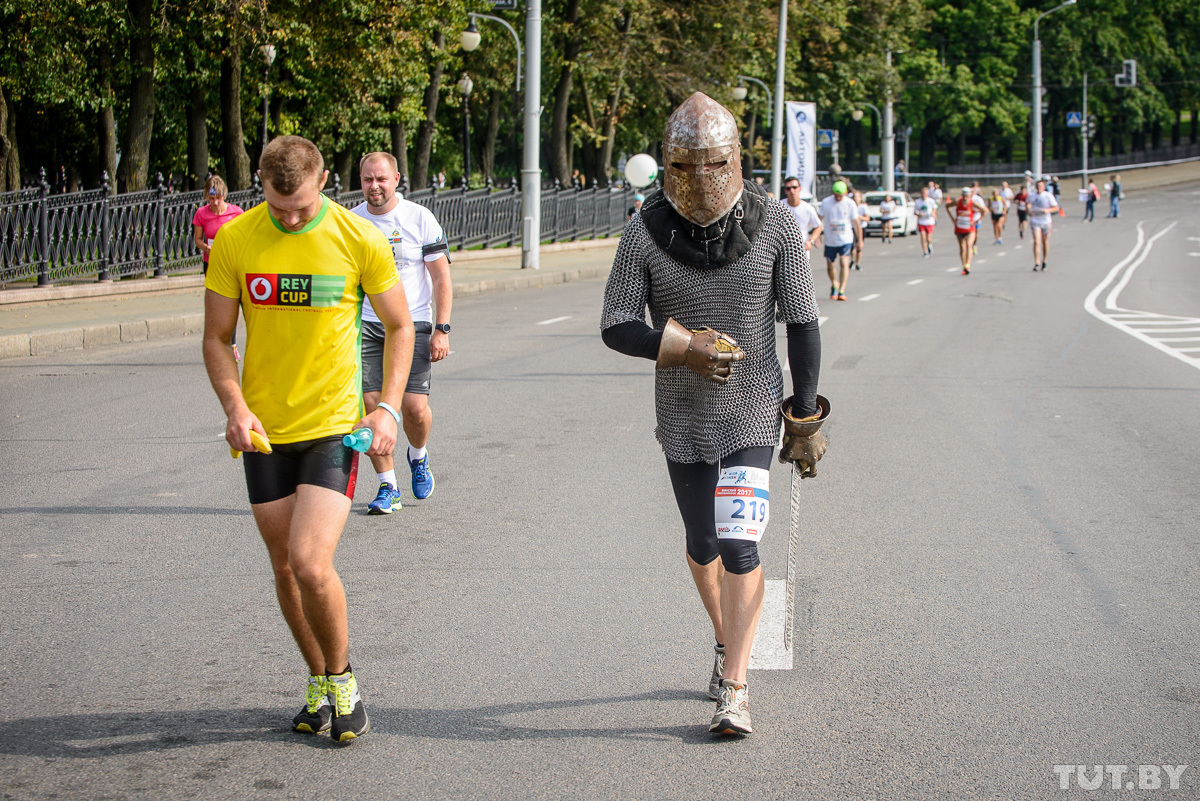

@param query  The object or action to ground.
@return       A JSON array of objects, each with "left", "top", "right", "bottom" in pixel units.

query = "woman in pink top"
[{"left": 192, "top": 175, "right": 244, "bottom": 358}]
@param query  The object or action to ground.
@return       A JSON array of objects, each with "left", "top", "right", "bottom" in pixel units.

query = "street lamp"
[
  {"left": 260, "top": 44, "right": 276, "bottom": 163},
  {"left": 852, "top": 102, "right": 882, "bottom": 182},
  {"left": 461, "top": 8, "right": 540, "bottom": 269},
  {"left": 733, "top": 75, "right": 772, "bottom": 128},
  {"left": 460, "top": 14, "right": 522, "bottom": 94},
  {"left": 1032, "top": 0, "right": 1076, "bottom": 179},
  {"left": 457, "top": 74, "right": 474, "bottom": 188}
]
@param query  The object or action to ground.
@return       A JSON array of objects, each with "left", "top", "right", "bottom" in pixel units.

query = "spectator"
[{"left": 1108, "top": 174, "right": 1121, "bottom": 218}]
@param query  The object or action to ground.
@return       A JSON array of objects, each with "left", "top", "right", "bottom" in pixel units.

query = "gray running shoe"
[
  {"left": 709, "top": 679, "right": 752, "bottom": 735},
  {"left": 707, "top": 645, "right": 726, "bottom": 700}
]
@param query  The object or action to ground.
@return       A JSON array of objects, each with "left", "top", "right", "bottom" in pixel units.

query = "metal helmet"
[{"left": 662, "top": 92, "right": 743, "bottom": 226}]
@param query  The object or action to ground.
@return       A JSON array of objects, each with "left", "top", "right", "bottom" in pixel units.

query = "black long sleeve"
[
  {"left": 601, "top": 320, "right": 662, "bottom": 361},
  {"left": 785, "top": 319, "right": 821, "bottom": 417}
]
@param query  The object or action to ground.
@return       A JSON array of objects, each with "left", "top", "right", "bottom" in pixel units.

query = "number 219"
[{"left": 731, "top": 499, "right": 766, "bottom": 522}]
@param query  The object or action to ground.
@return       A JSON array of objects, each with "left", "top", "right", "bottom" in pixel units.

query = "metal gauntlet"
[
  {"left": 656, "top": 317, "right": 745, "bottom": 384},
  {"left": 778, "top": 394, "right": 831, "bottom": 477}
]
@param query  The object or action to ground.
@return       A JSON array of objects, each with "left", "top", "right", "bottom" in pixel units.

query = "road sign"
[
  {"left": 817, "top": 129, "right": 835, "bottom": 148},
  {"left": 1066, "top": 111, "right": 1082, "bottom": 128}
]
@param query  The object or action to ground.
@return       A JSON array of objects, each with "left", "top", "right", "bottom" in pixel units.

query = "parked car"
[{"left": 861, "top": 191, "right": 917, "bottom": 237}]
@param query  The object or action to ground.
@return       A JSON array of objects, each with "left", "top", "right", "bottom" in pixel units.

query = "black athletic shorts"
[
  {"left": 362, "top": 320, "right": 432, "bottom": 395},
  {"left": 991, "top": 212, "right": 1003, "bottom": 221},
  {"left": 243, "top": 435, "right": 360, "bottom": 505},
  {"left": 1017, "top": 210, "right": 1028, "bottom": 222}
]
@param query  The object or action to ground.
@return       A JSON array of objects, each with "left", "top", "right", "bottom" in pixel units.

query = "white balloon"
[{"left": 624, "top": 153, "right": 659, "bottom": 188}]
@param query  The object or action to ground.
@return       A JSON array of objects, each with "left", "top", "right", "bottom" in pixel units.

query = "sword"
[{"left": 785, "top": 460, "right": 800, "bottom": 652}]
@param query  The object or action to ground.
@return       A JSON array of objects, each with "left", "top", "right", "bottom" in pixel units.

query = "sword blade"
[{"left": 785, "top": 461, "right": 800, "bottom": 651}]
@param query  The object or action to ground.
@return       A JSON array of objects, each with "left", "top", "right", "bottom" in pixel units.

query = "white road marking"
[
  {"left": 859, "top": 293, "right": 880, "bottom": 301},
  {"left": 1084, "top": 221, "right": 1200, "bottom": 372},
  {"left": 946, "top": 267, "right": 959, "bottom": 272},
  {"left": 1188, "top": 252, "right": 1200, "bottom": 257},
  {"left": 535, "top": 315, "right": 572, "bottom": 326},
  {"left": 749, "top": 579, "right": 792, "bottom": 670},
  {"left": 907, "top": 279, "right": 924, "bottom": 285},
  {"left": 998, "top": 251, "right": 1008, "bottom": 256},
  {"left": 818, "top": 316, "right": 828, "bottom": 327}
]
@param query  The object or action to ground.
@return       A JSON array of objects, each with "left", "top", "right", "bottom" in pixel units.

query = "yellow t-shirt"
[{"left": 205, "top": 196, "right": 399, "bottom": 443}]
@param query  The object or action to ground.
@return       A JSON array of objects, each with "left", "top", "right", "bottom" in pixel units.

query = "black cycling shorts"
[{"left": 243, "top": 435, "right": 360, "bottom": 505}]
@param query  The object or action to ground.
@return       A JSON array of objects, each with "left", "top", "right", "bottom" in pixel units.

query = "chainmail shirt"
[{"left": 601, "top": 187, "right": 820, "bottom": 464}]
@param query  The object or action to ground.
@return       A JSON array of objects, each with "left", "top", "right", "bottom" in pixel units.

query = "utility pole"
[
  {"left": 770, "top": 0, "right": 787, "bottom": 198},
  {"left": 1081, "top": 71, "right": 1089, "bottom": 188},
  {"left": 883, "top": 49, "right": 895, "bottom": 192},
  {"left": 521, "top": 0, "right": 541, "bottom": 269}
]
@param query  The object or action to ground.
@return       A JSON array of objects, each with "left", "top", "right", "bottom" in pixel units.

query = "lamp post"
[
  {"left": 462, "top": 6, "right": 540, "bottom": 269},
  {"left": 1032, "top": 0, "right": 1077, "bottom": 179},
  {"left": 260, "top": 44, "right": 276, "bottom": 163},
  {"left": 460, "top": 14, "right": 522, "bottom": 93},
  {"left": 458, "top": 74, "right": 474, "bottom": 187},
  {"left": 852, "top": 102, "right": 881, "bottom": 183},
  {"left": 882, "top": 49, "right": 895, "bottom": 192},
  {"left": 732, "top": 75, "right": 772, "bottom": 128},
  {"left": 770, "top": 0, "right": 788, "bottom": 198}
]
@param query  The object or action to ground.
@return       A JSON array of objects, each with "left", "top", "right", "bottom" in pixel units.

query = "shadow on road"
[
  {"left": 0, "top": 506, "right": 251, "bottom": 517},
  {"left": 0, "top": 689, "right": 726, "bottom": 756}
]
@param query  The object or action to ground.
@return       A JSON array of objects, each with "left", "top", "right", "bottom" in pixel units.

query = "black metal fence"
[{"left": 0, "top": 169, "right": 638, "bottom": 289}]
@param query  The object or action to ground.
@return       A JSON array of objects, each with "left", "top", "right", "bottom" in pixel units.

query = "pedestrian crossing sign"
[
  {"left": 817, "top": 129, "right": 835, "bottom": 148},
  {"left": 1066, "top": 111, "right": 1083, "bottom": 128}
]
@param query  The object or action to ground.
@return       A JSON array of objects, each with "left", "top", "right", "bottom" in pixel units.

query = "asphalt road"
[{"left": 1, "top": 183, "right": 1198, "bottom": 800}]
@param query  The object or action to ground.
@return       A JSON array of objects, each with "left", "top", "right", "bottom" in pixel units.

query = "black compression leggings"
[{"left": 666, "top": 446, "right": 773, "bottom": 575}]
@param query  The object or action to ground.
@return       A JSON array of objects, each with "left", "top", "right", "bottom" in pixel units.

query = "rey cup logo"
[{"left": 246, "top": 274, "right": 345, "bottom": 307}]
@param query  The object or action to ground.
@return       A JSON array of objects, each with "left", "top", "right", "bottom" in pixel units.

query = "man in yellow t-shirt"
[{"left": 203, "top": 135, "right": 414, "bottom": 744}]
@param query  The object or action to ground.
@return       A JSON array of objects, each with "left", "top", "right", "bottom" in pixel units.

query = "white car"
[{"left": 861, "top": 191, "right": 917, "bottom": 237}]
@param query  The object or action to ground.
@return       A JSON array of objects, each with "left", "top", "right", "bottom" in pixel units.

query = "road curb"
[{"left": 0, "top": 264, "right": 613, "bottom": 360}]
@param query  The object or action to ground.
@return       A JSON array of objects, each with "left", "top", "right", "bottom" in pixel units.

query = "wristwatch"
[{"left": 434, "top": 323, "right": 451, "bottom": 334}]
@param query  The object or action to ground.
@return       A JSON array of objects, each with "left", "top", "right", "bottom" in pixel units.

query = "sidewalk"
[{"left": 0, "top": 238, "right": 619, "bottom": 359}]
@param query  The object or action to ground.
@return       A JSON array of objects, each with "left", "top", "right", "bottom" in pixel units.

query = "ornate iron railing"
[{"left": 0, "top": 169, "right": 638, "bottom": 288}]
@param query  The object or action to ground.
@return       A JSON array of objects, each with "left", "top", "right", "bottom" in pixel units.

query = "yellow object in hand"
[{"left": 230, "top": 430, "right": 273, "bottom": 459}]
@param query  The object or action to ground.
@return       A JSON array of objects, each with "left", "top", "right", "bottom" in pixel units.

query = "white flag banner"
[{"left": 785, "top": 101, "right": 817, "bottom": 196}]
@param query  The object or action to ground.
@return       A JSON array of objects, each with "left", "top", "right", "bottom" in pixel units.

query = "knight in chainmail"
[{"left": 600, "top": 92, "right": 830, "bottom": 736}]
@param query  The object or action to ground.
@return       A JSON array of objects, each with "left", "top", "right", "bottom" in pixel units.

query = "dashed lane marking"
[
  {"left": 907, "top": 279, "right": 924, "bottom": 285},
  {"left": 859, "top": 294, "right": 880, "bottom": 301},
  {"left": 749, "top": 580, "right": 792, "bottom": 670},
  {"left": 535, "top": 316, "right": 572, "bottom": 326}
]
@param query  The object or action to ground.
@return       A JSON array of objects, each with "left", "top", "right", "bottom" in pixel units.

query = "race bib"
[
  {"left": 830, "top": 221, "right": 849, "bottom": 236},
  {"left": 715, "top": 466, "right": 770, "bottom": 542},
  {"left": 956, "top": 213, "right": 973, "bottom": 229}
]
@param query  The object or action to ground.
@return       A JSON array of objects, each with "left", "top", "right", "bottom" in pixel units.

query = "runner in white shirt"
[
  {"left": 819, "top": 180, "right": 863, "bottom": 300},
  {"left": 988, "top": 189, "right": 1008, "bottom": 245},
  {"left": 782, "top": 176, "right": 823, "bottom": 251},
  {"left": 851, "top": 190, "right": 869, "bottom": 271},
  {"left": 878, "top": 194, "right": 897, "bottom": 244},
  {"left": 352, "top": 152, "right": 453, "bottom": 515},
  {"left": 928, "top": 181, "right": 944, "bottom": 205},
  {"left": 1027, "top": 178, "right": 1059, "bottom": 271},
  {"left": 912, "top": 186, "right": 939, "bottom": 257}
]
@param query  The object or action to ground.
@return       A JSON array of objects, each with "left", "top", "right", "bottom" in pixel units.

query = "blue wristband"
[{"left": 376, "top": 401, "right": 401, "bottom": 426}]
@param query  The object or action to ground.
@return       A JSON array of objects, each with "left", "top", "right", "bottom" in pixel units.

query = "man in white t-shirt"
[
  {"left": 782, "top": 175, "right": 823, "bottom": 251},
  {"left": 912, "top": 186, "right": 938, "bottom": 257},
  {"left": 1027, "top": 178, "right": 1059, "bottom": 272},
  {"left": 352, "top": 152, "right": 452, "bottom": 515},
  {"left": 819, "top": 180, "right": 862, "bottom": 301}
]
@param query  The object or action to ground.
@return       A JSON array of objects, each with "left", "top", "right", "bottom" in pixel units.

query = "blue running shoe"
[
  {"left": 409, "top": 454, "right": 435, "bottom": 499},
  {"left": 367, "top": 482, "right": 401, "bottom": 515}
]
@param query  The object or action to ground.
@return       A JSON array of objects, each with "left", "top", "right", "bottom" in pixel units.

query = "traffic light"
[{"left": 1115, "top": 59, "right": 1137, "bottom": 87}]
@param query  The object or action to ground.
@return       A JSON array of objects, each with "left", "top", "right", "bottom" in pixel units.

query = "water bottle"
[{"left": 343, "top": 428, "right": 373, "bottom": 452}]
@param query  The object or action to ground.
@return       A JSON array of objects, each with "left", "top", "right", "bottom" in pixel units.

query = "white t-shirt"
[
  {"left": 929, "top": 187, "right": 943, "bottom": 204},
  {"left": 1027, "top": 190, "right": 1058, "bottom": 227},
  {"left": 788, "top": 201, "right": 822, "bottom": 235},
  {"left": 351, "top": 198, "right": 448, "bottom": 323},
  {"left": 819, "top": 196, "right": 860, "bottom": 247},
  {"left": 989, "top": 197, "right": 1006, "bottom": 215},
  {"left": 1002, "top": 187, "right": 1015, "bottom": 202},
  {"left": 913, "top": 198, "right": 938, "bottom": 225},
  {"left": 879, "top": 200, "right": 896, "bottom": 220}
]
